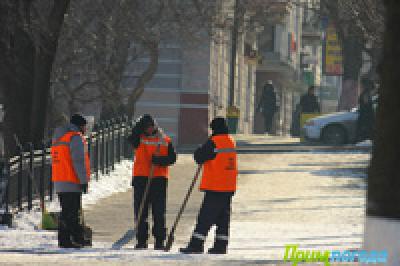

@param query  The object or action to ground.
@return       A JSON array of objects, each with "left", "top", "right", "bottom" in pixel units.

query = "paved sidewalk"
[
  {"left": 0, "top": 135, "right": 371, "bottom": 264},
  {"left": 84, "top": 155, "right": 203, "bottom": 247},
  {"left": 83, "top": 135, "right": 370, "bottom": 262}
]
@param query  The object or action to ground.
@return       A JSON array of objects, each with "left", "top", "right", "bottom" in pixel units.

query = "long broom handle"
[
  {"left": 133, "top": 142, "right": 161, "bottom": 234},
  {"left": 164, "top": 165, "right": 202, "bottom": 251}
]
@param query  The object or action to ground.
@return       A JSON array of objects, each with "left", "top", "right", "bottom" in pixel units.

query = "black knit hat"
[
  {"left": 140, "top": 114, "right": 155, "bottom": 128},
  {"left": 210, "top": 117, "right": 228, "bottom": 134},
  {"left": 70, "top": 114, "right": 87, "bottom": 127}
]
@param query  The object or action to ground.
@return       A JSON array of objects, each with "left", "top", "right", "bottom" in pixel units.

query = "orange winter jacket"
[
  {"left": 51, "top": 131, "right": 91, "bottom": 184},
  {"left": 133, "top": 134, "right": 171, "bottom": 178},
  {"left": 200, "top": 134, "right": 238, "bottom": 192}
]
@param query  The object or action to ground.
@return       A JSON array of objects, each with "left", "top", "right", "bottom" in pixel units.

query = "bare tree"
[
  {"left": 321, "top": 0, "right": 384, "bottom": 110},
  {"left": 0, "top": 0, "right": 70, "bottom": 154},
  {"left": 51, "top": 0, "right": 283, "bottom": 121}
]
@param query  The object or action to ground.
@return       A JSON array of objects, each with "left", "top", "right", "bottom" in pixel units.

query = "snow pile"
[
  {"left": 82, "top": 161, "right": 132, "bottom": 207},
  {"left": 356, "top": 139, "right": 372, "bottom": 147}
]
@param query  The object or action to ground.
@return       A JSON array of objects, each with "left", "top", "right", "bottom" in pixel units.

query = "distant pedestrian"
[
  {"left": 257, "top": 81, "right": 278, "bottom": 134},
  {"left": 290, "top": 103, "right": 302, "bottom": 137},
  {"left": 127, "top": 114, "right": 177, "bottom": 250},
  {"left": 299, "top": 86, "right": 321, "bottom": 113},
  {"left": 356, "top": 78, "right": 375, "bottom": 142},
  {"left": 51, "top": 114, "right": 91, "bottom": 248},
  {"left": 180, "top": 117, "right": 238, "bottom": 254}
]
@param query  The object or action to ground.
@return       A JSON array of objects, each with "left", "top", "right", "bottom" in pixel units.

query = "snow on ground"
[
  {"left": 228, "top": 151, "right": 369, "bottom": 261},
  {"left": 0, "top": 161, "right": 132, "bottom": 246},
  {"left": 356, "top": 139, "right": 373, "bottom": 147},
  {"left": 0, "top": 151, "right": 370, "bottom": 265}
]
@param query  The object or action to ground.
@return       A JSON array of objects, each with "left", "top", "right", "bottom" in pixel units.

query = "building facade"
[{"left": 127, "top": 2, "right": 257, "bottom": 146}]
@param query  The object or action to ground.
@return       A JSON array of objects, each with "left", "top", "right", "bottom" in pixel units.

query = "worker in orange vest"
[
  {"left": 51, "top": 114, "right": 91, "bottom": 248},
  {"left": 127, "top": 114, "right": 177, "bottom": 250},
  {"left": 180, "top": 117, "right": 238, "bottom": 254}
]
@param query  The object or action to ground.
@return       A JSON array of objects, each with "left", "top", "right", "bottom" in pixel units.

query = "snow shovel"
[
  {"left": 164, "top": 165, "right": 202, "bottom": 252},
  {"left": 14, "top": 134, "right": 58, "bottom": 230},
  {"left": 112, "top": 136, "right": 163, "bottom": 249}
]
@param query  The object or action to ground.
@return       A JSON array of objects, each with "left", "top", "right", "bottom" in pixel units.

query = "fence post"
[
  {"left": 95, "top": 124, "right": 100, "bottom": 181},
  {"left": 48, "top": 140, "right": 53, "bottom": 201},
  {"left": 40, "top": 141, "right": 46, "bottom": 204},
  {"left": 111, "top": 119, "right": 115, "bottom": 171},
  {"left": 4, "top": 160, "right": 9, "bottom": 215},
  {"left": 105, "top": 120, "right": 110, "bottom": 175},
  {"left": 0, "top": 159, "right": 8, "bottom": 213},
  {"left": 18, "top": 146, "right": 23, "bottom": 211},
  {"left": 87, "top": 133, "right": 92, "bottom": 158},
  {"left": 115, "top": 118, "right": 119, "bottom": 163},
  {"left": 100, "top": 122, "right": 105, "bottom": 175},
  {"left": 92, "top": 124, "right": 98, "bottom": 181},
  {"left": 120, "top": 116, "right": 124, "bottom": 161},
  {"left": 124, "top": 115, "right": 130, "bottom": 159},
  {"left": 0, "top": 159, "right": 12, "bottom": 227},
  {"left": 28, "top": 143, "right": 34, "bottom": 211},
  {"left": 87, "top": 133, "right": 92, "bottom": 180},
  {"left": 117, "top": 117, "right": 122, "bottom": 162}
]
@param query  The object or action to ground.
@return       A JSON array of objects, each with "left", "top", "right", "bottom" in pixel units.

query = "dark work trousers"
[
  {"left": 132, "top": 176, "right": 167, "bottom": 243},
  {"left": 263, "top": 112, "right": 275, "bottom": 134},
  {"left": 58, "top": 192, "right": 84, "bottom": 246},
  {"left": 192, "top": 191, "right": 233, "bottom": 243}
]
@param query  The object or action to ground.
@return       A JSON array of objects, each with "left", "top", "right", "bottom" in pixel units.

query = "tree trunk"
[
  {"left": 367, "top": 0, "right": 400, "bottom": 220},
  {"left": 0, "top": 1, "right": 70, "bottom": 155},
  {"left": 338, "top": 32, "right": 364, "bottom": 111},
  {"left": 99, "top": 38, "right": 130, "bottom": 121},
  {"left": 126, "top": 40, "right": 159, "bottom": 118},
  {"left": 364, "top": 1, "right": 400, "bottom": 265},
  {"left": 2, "top": 25, "right": 36, "bottom": 155}
]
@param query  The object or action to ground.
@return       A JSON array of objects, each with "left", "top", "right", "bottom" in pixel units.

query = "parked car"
[{"left": 302, "top": 96, "right": 378, "bottom": 145}]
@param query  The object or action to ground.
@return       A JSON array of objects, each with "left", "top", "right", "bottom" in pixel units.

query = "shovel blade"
[{"left": 112, "top": 229, "right": 136, "bottom": 250}]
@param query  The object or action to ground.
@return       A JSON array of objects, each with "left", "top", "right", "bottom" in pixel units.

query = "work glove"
[
  {"left": 152, "top": 155, "right": 167, "bottom": 166},
  {"left": 81, "top": 184, "right": 88, "bottom": 194}
]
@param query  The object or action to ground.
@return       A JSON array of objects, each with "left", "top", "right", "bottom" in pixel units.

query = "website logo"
[{"left": 283, "top": 244, "right": 388, "bottom": 266}]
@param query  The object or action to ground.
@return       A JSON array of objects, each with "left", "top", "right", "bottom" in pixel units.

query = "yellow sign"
[
  {"left": 324, "top": 24, "right": 343, "bottom": 75},
  {"left": 226, "top": 106, "right": 240, "bottom": 118}
]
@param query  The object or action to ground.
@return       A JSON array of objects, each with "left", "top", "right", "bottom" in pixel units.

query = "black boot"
[
  {"left": 135, "top": 240, "right": 148, "bottom": 250},
  {"left": 58, "top": 225, "right": 82, "bottom": 249},
  {"left": 208, "top": 239, "right": 228, "bottom": 254},
  {"left": 154, "top": 239, "right": 165, "bottom": 250},
  {"left": 59, "top": 241, "right": 83, "bottom": 249},
  {"left": 58, "top": 232, "right": 83, "bottom": 249},
  {"left": 179, "top": 237, "right": 204, "bottom": 254}
]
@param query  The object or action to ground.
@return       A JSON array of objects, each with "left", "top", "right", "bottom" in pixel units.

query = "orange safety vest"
[
  {"left": 133, "top": 134, "right": 171, "bottom": 178},
  {"left": 200, "top": 134, "right": 238, "bottom": 192},
  {"left": 51, "top": 131, "right": 91, "bottom": 184}
]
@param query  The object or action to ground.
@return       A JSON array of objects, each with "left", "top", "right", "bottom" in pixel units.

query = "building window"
[{"left": 260, "top": 25, "right": 275, "bottom": 52}]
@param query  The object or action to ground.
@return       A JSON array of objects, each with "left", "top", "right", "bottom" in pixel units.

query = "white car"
[
  {"left": 302, "top": 96, "right": 378, "bottom": 145},
  {"left": 302, "top": 110, "right": 359, "bottom": 145}
]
